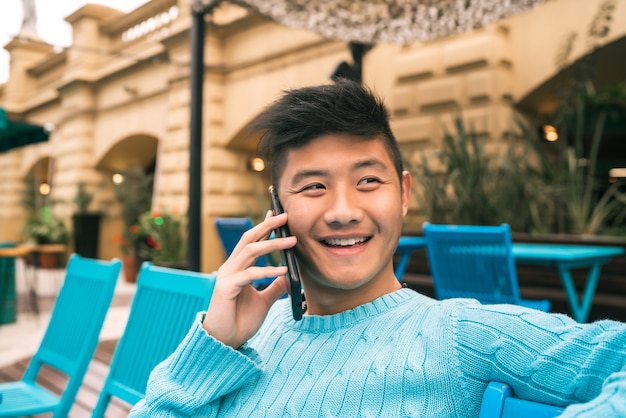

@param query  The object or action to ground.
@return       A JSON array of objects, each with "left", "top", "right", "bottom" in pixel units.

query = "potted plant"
[
  {"left": 23, "top": 206, "right": 69, "bottom": 245},
  {"left": 404, "top": 107, "right": 626, "bottom": 236},
  {"left": 135, "top": 209, "right": 187, "bottom": 268},
  {"left": 23, "top": 206, "right": 69, "bottom": 268},
  {"left": 72, "top": 182, "right": 103, "bottom": 259}
]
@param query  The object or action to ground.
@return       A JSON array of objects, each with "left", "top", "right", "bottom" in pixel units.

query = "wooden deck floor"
[
  {"left": 0, "top": 339, "right": 133, "bottom": 417},
  {"left": 0, "top": 286, "right": 136, "bottom": 417}
]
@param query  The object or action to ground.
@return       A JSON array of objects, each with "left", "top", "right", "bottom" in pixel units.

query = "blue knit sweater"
[{"left": 130, "top": 288, "right": 626, "bottom": 417}]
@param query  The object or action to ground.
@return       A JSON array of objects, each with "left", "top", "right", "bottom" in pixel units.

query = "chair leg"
[{"left": 92, "top": 392, "right": 111, "bottom": 417}]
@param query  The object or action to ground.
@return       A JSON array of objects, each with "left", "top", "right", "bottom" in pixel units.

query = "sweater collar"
[{"left": 281, "top": 288, "right": 420, "bottom": 332}]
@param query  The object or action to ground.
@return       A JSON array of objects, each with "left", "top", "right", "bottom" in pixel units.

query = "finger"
[
  {"left": 241, "top": 236, "right": 296, "bottom": 262},
  {"left": 246, "top": 210, "right": 275, "bottom": 241},
  {"left": 238, "top": 213, "right": 286, "bottom": 246},
  {"left": 261, "top": 210, "right": 274, "bottom": 240},
  {"left": 217, "top": 265, "right": 288, "bottom": 295},
  {"left": 259, "top": 275, "right": 289, "bottom": 305},
  {"left": 222, "top": 235, "right": 296, "bottom": 274}
]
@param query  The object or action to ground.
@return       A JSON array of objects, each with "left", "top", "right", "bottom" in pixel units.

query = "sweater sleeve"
[
  {"left": 451, "top": 303, "right": 626, "bottom": 415},
  {"left": 559, "top": 368, "right": 626, "bottom": 417},
  {"left": 129, "top": 313, "right": 263, "bottom": 417}
]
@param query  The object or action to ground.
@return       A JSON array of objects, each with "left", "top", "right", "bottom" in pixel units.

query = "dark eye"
[
  {"left": 357, "top": 177, "right": 382, "bottom": 191},
  {"left": 302, "top": 183, "right": 325, "bottom": 191},
  {"left": 299, "top": 183, "right": 326, "bottom": 195},
  {"left": 358, "top": 177, "right": 381, "bottom": 186}
]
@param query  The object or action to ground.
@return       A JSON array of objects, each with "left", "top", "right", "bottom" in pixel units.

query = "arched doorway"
[{"left": 95, "top": 134, "right": 158, "bottom": 262}]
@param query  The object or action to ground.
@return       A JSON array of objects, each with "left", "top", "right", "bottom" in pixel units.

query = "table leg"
[
  {"left": 556, "top": 263, "right": 601, "bottom": 323},
  {"left": 22, "top": 255, "right": 39, "bottom": 317},
  {"left": 394, "top": 252, "right": 411, "bottom": 281}
]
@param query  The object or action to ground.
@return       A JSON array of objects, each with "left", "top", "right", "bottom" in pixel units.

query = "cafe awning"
[
  {"left": 0, "top": 108, "right": 50, "bottom": 154},
  {"left": 194, "top": 0, "right": 548, "bottom": 44}
]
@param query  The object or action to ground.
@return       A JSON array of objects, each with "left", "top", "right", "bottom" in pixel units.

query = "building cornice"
[
  {"left": 1, "top": 92, "right": 61, "bottom": 118},
  {"left": 101, "top": 0, "right": 178, "bottom": 36},
  {"left": 65, "top": 3, "right": 123, "bottom": 25},
  {"left": 4, "top": 36, "right": 54, "bottom": 54},
  {"left": 27, "top": 50, "right": 68, "bottom": 77},
  {"left": 56, "top": 78, "right": 95, "bottom": 96}
]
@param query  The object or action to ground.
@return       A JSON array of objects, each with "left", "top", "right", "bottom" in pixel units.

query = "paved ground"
[{"left": 0, "top": 262, "right": 135, "bottom": 369}]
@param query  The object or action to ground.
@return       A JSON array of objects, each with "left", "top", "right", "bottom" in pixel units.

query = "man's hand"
[{"left": 203, "top": 211, "right": 294, "bottom": 348}]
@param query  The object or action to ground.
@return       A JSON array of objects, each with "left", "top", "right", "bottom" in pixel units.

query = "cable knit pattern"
[{"left": 130, "top": 289, "right": 626, "bottom": 417}]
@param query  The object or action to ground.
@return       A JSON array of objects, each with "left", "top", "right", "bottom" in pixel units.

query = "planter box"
[
  {"left": 72, "top": 213, "right": 102, "bottom": 259},
  {"left": 0, "top": 242, "right": 17, "bottom": 325},
  {"left": 397, "top": 230, "right": 626, "bottom": 323}
]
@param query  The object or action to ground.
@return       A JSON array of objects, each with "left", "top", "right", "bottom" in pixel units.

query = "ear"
[{"left": 401, "top": 170, "right": 412, "bottom": 217}]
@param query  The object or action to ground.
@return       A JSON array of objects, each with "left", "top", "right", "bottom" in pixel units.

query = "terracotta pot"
[
  {"left": 36, "top": 244, "right": 67, "bottom": 268},
  {"left": 39, "top": 252, "right": 59, "bottom": 268},
  {"left": 121, "top": 255, "right": 138, "bottom": 283}
]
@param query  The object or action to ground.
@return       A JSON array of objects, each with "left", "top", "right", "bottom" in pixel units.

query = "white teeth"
[{"left": 326, "top": 237, "right": 366, "bottom": 246}]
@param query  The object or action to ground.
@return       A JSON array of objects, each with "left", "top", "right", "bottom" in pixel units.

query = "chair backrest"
[
  {"left": 479, "top": 381, "right": 565, "bottom": 418},
  {"left": 423, "top": 223, "right": 521, "bottom": 304},
  {"left": 23, "top": 254, "right": 121, "bottom": 415},
  {"left": 91, "top": 262, "right": 216, "bottom": 416},
  {"left": 214, "top": 217, "right": 270, "bottom": 267}
]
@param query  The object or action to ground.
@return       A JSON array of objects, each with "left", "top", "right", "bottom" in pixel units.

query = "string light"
[
  {"left": 39, "top": 182, "right": 50, "bottom": 195},
  {"left": 112, "top": 173, "right": 124, "bottom": 185},
  {"left": 543, "top": 125, "right": 558, "bottom": 142},
  {"left": 249, "top": 157, "right": 265, "bottom": 172}
]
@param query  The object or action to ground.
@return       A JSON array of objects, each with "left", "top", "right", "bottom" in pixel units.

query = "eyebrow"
[
  {"left": 354, "top": 158, "right": 387, "bottom": 171},
  {"left": 290, "top": 158, "right": 389, "bottom": 185},
  {"left": 291, "top": 169, "right": 328, "bottom": 185}
]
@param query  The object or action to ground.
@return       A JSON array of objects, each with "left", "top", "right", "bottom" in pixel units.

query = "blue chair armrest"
[{"left": 479, "top": 381, "right": 565, "bottom": 418}]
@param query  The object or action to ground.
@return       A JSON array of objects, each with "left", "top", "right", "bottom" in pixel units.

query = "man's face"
[{"left": 277, "top": 134, "right": 411, "bottom": 294}]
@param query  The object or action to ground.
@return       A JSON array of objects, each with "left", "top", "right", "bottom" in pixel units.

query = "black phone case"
[{"left": 269, "top": 185, "right": 304, "bottom": 320}]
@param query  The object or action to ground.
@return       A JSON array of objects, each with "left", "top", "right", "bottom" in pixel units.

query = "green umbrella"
[{"left": 0, "top": 108, "right": 50, "bottom": 153}]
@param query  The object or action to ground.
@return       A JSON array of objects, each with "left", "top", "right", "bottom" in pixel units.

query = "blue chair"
[
  {"left": 423, "top": 223, "right": 550, "bottom": 312},
  {"left": 91, "top": 262, "right": 216, "bottom": 416},
  {"left": 214, "top": 217, "right": 276, "bottom": 289},
  {"left": 479, "top": 381, "right": 565, "bottom": 417},
  {"left": 0, "top": 254, "right": 121, "bottom": 417}
]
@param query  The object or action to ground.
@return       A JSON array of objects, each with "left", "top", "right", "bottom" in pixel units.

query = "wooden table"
[{"left": 0, "top": 244, "right": 66, "bottom": 317}]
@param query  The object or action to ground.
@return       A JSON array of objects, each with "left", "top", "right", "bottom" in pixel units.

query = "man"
[{"left": 130, "top": 80, "right": 626, "bottom": 416}]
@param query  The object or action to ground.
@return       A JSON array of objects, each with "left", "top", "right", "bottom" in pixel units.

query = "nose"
[{"left": 323, "top": 187, "right": 363, "bottom": 226}]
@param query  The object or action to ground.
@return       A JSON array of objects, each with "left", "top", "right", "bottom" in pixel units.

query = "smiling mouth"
[{"left": 322, "top": 237, "right": 371, "bottom": 247}]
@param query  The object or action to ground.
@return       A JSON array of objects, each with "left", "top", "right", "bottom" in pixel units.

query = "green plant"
[
  {"left": 544, "top": 86, "right": 626, "bottom": 235},
  {"left": 406, "top": 108, "right": 626, "bottom": 235},
  {"left": 74, "top": 182, "right": 94, "bottom": 213},
  {"left": 135, "top": 210, "right": 186, "bottom": 265},
  {"left": 406, "top": 115, "right": 546, "bottom": 233},
  {"left": 23, "top": 206, "right": 69, "bottom": 245}
]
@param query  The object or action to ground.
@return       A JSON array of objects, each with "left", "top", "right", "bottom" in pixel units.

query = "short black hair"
[{"left": 253, "top": 79, "right": 403, "bottom": 186}]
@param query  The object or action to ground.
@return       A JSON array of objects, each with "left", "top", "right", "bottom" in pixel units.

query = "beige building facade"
[{"left": 1, "top": 0, "right": 624, "bottom": 272}]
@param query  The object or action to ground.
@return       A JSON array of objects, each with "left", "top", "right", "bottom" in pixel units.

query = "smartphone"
[{"left": 269, "top": 185, "right": 304, "bottom": 321}]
